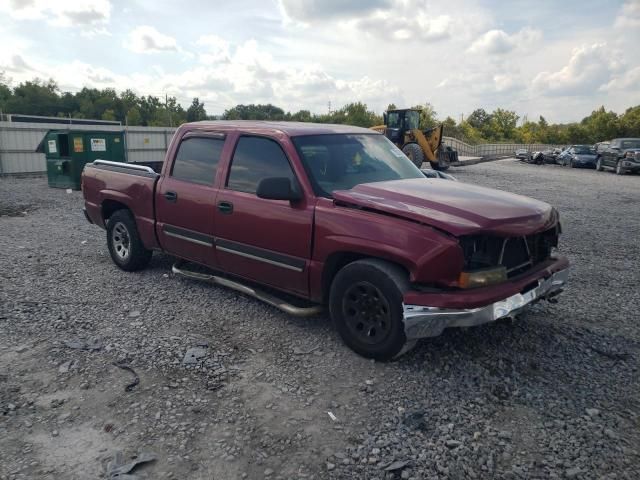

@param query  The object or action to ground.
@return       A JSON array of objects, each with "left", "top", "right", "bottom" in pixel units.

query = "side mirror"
[
  {"left": 383, "top": 112, "right": 388, "bottom": 126},
  {"left": 256, "top": 177, "right": 302, "bottom": 202}
]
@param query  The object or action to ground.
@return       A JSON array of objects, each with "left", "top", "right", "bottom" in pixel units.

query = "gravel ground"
[{"left": 0, "top": 159, "right": 638, "bottom": 480}]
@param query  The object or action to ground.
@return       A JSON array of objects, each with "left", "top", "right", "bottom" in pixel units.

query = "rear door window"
[
  {"left": 226, "top": 136, "right": 296, "bottom": 194},
  {"left": 171, "top": 136, "right": 225, "bottom": 185}
]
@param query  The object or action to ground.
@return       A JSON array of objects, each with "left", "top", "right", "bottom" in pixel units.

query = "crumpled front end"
[{"left": 402, "top": 255, "right": 569, "bottom": 340}]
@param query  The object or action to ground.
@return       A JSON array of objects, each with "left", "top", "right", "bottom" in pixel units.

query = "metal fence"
[
  {"left": 442, "top": 136, "right": 563, "bottom": 158},
  {"left": 0, "top": 121, "right": 176, "bottom": 175},
  {"left": 0, "top": 122, "right": 565, "bottom": 175}
]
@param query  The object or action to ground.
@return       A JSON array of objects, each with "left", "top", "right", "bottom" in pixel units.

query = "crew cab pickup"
[
  {"left": 81, "top": 121, "right": 569, "bottom": 360},
  {"left": 595, "top": 137, "right": 640, "bottom": 175}
]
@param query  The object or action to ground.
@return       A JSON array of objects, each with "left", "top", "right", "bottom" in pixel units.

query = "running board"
[{"left": 171, "top": 261, "right": 323, "bottom": 318}]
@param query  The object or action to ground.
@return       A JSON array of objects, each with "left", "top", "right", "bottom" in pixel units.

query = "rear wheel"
[
  {"left": 329, "top": 259, "right": 410, "bottom": 361},
  {"left": 402, "top": 143, "right": 425, "bottom": 169},
  {"left": 106, "top": 209, "right": 152, "bottom": 271}
]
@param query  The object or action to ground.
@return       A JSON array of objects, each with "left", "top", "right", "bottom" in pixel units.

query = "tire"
[
  {"left": 615, "top": 160, "right": 625, "bottom": 175},
  {"left": 570, "top": 160, "right": 575, "bottom": 168},
  {"left": 595, "top": 157, "right": 603, "bottom": 171},
  {"left": 329, "top": 259, "right": 410, "bottom": 361},
  {"left": 106, "top": 209, "right": 152, "bottom": 271},
  {"left": 434, "top": 149, "right": 451, "bottom": 171},
  {"left": 402, "top": 143, "right": 425, "bottom": 169}
]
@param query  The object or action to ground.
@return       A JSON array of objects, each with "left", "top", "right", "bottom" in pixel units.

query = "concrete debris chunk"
[
  {"left": 105, "top": 450, "right": 157, "bottom": 479},
  {"left": 183, "top": 346, "right": 208, "bottom": 364}
]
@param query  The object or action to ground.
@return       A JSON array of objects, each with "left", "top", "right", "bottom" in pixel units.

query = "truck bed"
[{"left": 82, "top": 160, "right": 161, "bottom": 250}]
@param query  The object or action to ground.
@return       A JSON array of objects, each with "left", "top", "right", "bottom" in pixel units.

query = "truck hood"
[{"left": 332, "top": 179, "right": 557, "bottom": 237}]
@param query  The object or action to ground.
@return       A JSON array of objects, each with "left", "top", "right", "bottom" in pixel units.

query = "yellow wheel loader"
[{"left": 371, "top": 109, "right": 457, "bottom": 171}]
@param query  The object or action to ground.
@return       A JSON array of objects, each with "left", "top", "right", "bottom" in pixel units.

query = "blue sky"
[{"left": 1, "top": 0, "right": 639, "bottom": 122}]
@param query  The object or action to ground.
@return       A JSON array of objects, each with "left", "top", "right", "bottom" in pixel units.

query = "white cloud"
[
  {"left": 468, "top": 27, "right": 542, "bottom": 54},
  {"left": 2, "top": 33, "right": 400, "bottom": 114},
  {"left": 125, "top": 26, "right": 178, "bottom": 54},
  {"left": 278, "top": 0, "right": 391, "bottom": 23},
  {"left": 437, "top": 71, "right": 524, "bottom": 94},
  {"left": 533, "top": 43, "right": 625, "bottom": 96},
  {"left": 279, "top": 0, "right": 458, "bottom": 42},
  {"left": 0, "top": 0, "right": 111, "bottom": 32},
  {"left": 196, "top": 35, "right": 231, "bottom": 65},
  {"left": 614, "top": 1, "right": 640, "bottom": 28},
  {"left": 601, "top": 66, "right": 640, "bottom": 91},
  {"left": 358, "top": 12, "right": 453, "bottom": 42}
]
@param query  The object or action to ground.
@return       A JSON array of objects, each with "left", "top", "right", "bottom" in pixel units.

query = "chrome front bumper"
[{"left": 403, "top": 268, "right": 569, "bottom": 340}]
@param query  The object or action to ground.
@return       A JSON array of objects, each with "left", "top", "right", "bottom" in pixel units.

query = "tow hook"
[{"left": 544, "top": 289, "right": 563, "bottom": 304}]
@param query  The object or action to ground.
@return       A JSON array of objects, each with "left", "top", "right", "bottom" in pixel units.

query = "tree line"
[{"left": 1, "top": 76, "right": 638, "bottom": 144}]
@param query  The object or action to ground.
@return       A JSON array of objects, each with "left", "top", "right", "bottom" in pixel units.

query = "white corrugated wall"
[{"left": 0, "top": 121, "right": 176, "bottom": 175}]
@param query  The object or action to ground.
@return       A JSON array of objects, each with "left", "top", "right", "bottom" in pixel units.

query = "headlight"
[
  {"left": 458, "top": 266, "right": 507, "bottom": 289},
  {"left": 625, "top": 152, "right": 637, "bottom": 158}
]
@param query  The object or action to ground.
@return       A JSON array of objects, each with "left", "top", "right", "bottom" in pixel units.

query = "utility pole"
[
  {"left": 166, "top": 93, "right": 173, "bottom": 127},
  {"left": 328, "top": 101, "right": 332, "bottom": 115}
]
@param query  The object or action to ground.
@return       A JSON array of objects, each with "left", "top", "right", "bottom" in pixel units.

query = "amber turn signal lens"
[{"left": 458, "top": 267, "right": 507, "bottom": 289}]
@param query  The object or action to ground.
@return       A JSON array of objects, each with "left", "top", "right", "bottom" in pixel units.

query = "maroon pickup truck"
[{"left": 81, "top": 121, "right": 569, "bottom": 360}]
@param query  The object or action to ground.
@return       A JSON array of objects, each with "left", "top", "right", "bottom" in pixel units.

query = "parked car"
[
  {"left": 515, "top": 148, "right": 529, "bottom": 159},
  {"left": 594, "top": 141, "right": 609, "bottom": 156},
  {"left": 549, "top": 148, "right": 563, "bottom": 164},
  {"left": 421, "top": 169, "right": 457, "bottom": 180},
  {"left": 540, "top": 149, "right": 558, "bottom": 164},
  {"left": 558, "top": 145, "right": 597, "bottom": 168},
  {"left": 81, "top": 121, "right": 569, "bottom": 360},
  {"left": 596, "top": 138, "right": 640, "bottom": 174}
]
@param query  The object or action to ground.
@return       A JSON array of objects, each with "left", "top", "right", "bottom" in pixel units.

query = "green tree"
[
  {"left": 619, "top": 105, "right": 640, "bottom": 137},
  {"left": 222, "top": 104, "right": 285, "bottom": 120},
  {"left": 101, "top": 109, "right": 117, "bottom": 121},
  {"left": 290, "top": 109, "right": 312, "bottom": 122},
  {"left": 126, "top": 107, "right": 143, "bottom": 126},
  {"left": 412, "top": 102, "right": 438, "bottom": 129},
  {"left": 5, "top": 79, "right": 60, "bottom": 116},
  {"left": 467, "top": 108, "right": 491, "bottom": 130},
  {"left": 489, "top": 108, "right": 519, "bottom": 141},
  {"left": 0, "top": 73, "right": 11, "bottom": 113},
  {"left": 459, "top": 120, "right": 484, "bottom": 144},
  {"left": 581, "top": 106, "right": 619, "bottom": 143},
  {"left": 441, "top": 116, "right": 462, "bottom": 139},
  {"left": 186, "top": 97, "right": 207, "bottom": 122},
  {"left": 334, "top": 102, "right": 382, "bottom": 127}
]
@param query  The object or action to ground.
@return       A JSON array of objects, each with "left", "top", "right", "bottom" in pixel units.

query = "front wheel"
[
  {"left": 402, "top": 143, "right": 425, "bottom": 169},
  {"left": 329, "top": 259, "right": 411, "bottom": 361},
  {"left": 616, "top": 161, "right": 625, "bottom": 175},
  {"left": 106, "top": 209, "right": 152, "bottom": 271},
  {"left": 595, "top": 157, "right": 603, "bottom": 171}
]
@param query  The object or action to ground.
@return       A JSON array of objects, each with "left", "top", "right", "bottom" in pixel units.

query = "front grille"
[{"left": 460, "top": 226, "right": 559, "bottom": 278}]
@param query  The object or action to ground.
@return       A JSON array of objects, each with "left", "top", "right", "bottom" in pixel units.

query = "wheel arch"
[
  {"left": 321, "top": 252, "right": 410, "bottom": 303},
  {"left": 102, "top": 198, "right": 131, "bottom": 224}
]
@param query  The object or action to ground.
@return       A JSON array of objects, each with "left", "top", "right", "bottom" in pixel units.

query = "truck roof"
[{"left": 184, "top": 120, "right": 377, "bottom": 137}]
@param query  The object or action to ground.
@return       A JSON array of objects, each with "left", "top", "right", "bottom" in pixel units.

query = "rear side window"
[
  {"left": 227, "top": 136, "right": 295, "bottom": 194},
  {"left": 171, "top": 137, "right": 224, "bottom": 185}
]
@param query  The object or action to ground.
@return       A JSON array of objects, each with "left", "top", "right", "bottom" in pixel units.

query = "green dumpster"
[{"left": 37, "top": 130, "right": 126, "bottom": 190}]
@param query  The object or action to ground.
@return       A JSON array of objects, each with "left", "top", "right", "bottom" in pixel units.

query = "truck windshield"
[
  {"left": 621, "top": 140, "right": 640, "bottom": 149},
  {"left": 293, "top": 134, "right": 424, "bottom": 198}
]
